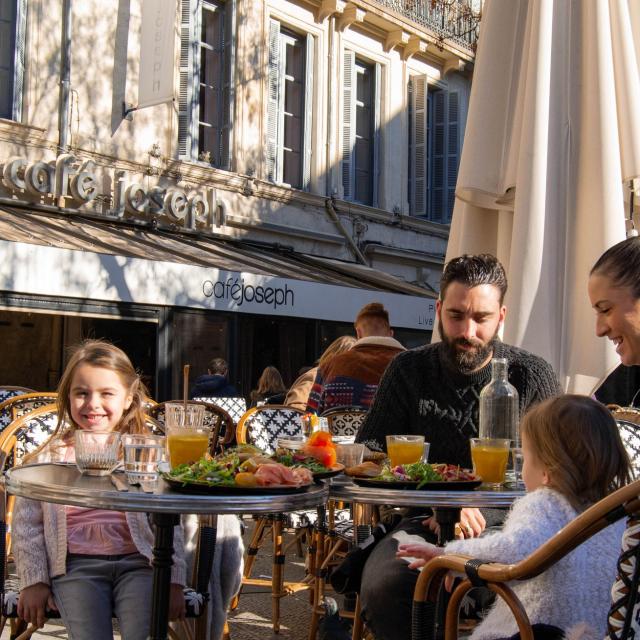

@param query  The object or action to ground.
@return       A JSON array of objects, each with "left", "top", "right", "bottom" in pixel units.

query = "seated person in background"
[
  {"left": 285, "top": 336, "right": 357, "bottom": 411},
  {"left": 249, "top": 365, "right": 287, "bottom": 407},
  {"left": 355, "top": 254, "right": 561, "bottom": 640},
  {"left": 190, "top": 357, "right": 238, "bottom": 398},
  {"left": 397, "top": 395, "right": 630, "bottom": 640},
  {"left": 306, "top": 302, "right": 405, "bottom": 414}
]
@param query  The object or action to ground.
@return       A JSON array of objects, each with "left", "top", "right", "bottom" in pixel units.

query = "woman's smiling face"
[
  {"left": 69, "top": 364, "right": 133, "bottom": 432},
  {"left": 588, "top": 273, "right": 640, "bottom": 366}
]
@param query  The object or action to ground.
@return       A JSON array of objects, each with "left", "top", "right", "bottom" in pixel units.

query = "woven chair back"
[
  {"left": 321, "top": 406, "right": 368, "bottom": 439},
  {"left": 236, "top": 406, "right": 305, "bottom": 454},
  {"left": 194, "top": 396, "right": 247, "bottom": 425},
  {"left": 609, "top": 404, "right": 640, "bottom": 478}
]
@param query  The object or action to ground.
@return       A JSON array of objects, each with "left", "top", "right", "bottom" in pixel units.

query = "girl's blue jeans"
[{"left": 51, "top": 552, "right": 153, "bottom": 640}]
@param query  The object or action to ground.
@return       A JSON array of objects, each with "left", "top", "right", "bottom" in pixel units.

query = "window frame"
[
  {"left": 178, "top": 0, "right": 236, "bottom": 170},
  {"left": 341, "top": 49, "right": 381, "bottom": 207},
  {"left": 265, "top": 18, "right": 314, "bottom": 191}
]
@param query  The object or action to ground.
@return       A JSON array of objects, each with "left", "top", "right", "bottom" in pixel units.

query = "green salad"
[
  {"left": 166, "top": 454, "right": 241, "bottom": 486},
  {"left": 273, "top": 452, "right": 330, "bottom": 474},
  {"left": 376, "top": 461, "right": 444, "bottom": 488}
]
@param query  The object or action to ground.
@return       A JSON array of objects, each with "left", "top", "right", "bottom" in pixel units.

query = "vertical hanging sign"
[{"left": 138, "top": 0, "right": 176, "bottom": 109}]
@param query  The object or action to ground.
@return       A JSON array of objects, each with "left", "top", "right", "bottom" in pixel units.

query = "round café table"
[
  {"left": 327, "top": 479, "right": 525, "bottom": 640},
  {"left": 5, "top": 463, "right": 329, "bottom": 640}
]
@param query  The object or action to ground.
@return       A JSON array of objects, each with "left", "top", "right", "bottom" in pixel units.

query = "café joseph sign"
[
  {"left": 0, "top": 152, "right": 436, "bottom": 330},
  {"left": 0, "top": 153, "right": 223, "bottom": 230}
]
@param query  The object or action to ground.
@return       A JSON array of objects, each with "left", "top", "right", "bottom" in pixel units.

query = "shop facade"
[{"left": 0, "top": 0, "right": 479, "bottom": 399}]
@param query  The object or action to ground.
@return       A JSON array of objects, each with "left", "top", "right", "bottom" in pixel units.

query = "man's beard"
[{"left": 438, "top": 323, "right": 499, "bottom": 373}]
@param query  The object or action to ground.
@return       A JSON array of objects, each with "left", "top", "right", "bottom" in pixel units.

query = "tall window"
[
  {"left": 0, "top": 0, "right": 26, "bottom": 121},
  {"left": 265, "top": 20, "right": 314, "bottom": 190},
  {"left": 342, "top": 52, "right": 380, "bottom": 207},
  {"left": 407, "top": 76, "right": 460, "bottom": 222},
  {"left": 179, "top": 0, "right": 235, "bottom": 169}
]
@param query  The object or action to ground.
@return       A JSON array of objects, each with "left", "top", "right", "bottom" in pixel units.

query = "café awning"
[{"left": 0, "top": 205, "right": 437, "bottom": 330}]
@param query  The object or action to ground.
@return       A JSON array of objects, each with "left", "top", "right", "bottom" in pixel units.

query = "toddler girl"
[
  {"left": 397, "top": 394, "right": 631, "bottom": 640},
  {"left": 13, "top": 340, "right": 186, "bottom": 640}
]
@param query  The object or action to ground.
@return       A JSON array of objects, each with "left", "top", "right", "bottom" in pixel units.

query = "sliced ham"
[{"left": 254, "top": 462, "right": 310, "bottom": 487}]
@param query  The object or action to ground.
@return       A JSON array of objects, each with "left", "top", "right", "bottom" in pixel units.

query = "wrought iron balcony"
[{"left": 373, "top": 0, "right": 481, "bottom": 51}]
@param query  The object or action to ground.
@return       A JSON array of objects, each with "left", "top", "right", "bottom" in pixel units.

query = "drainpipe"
[
  {"left": 326, "top": 15, "right": 335, "bottom": 196},
  {"left": 58, "top": 0, "right": 72, "bottom": 153},
  {"left": 325, "top": 198, "right": 367, "bottom": 265}
]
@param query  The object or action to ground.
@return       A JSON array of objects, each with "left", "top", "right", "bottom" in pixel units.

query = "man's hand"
[
  {"left": 459, "top": 508, "right": 485, "bottom": 537},
  {"left": 169, "top": 583, "right": 186, "bottom": 621},
  {"left": 18, "top": 582, "right": 57, "bottom": 628},
  {"left": 396, "top": 542, "right": 444, "bottom": 570},
  {"left": 422, "top": 507, "right": 486, "bottom": 539}
]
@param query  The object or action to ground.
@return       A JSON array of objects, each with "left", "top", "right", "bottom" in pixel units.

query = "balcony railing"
[{"left": 373, "top": 0, "right": 481, "bottom": 51}]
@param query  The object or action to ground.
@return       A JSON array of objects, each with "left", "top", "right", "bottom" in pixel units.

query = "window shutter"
[
  {"left": 341, "top": 49, "right": 356, "bottom": 200},
  {"left": 301, "top": 33, "right": 314, "bottom": 191},
  {"left": 220, "top": 0, "right": 236, "bottom": 170},
  {"left": 178, "top": 0, "right": 196, "bottom": 158},
  {"left": 372, "top": 62, "right": 381, "bottom": 208},
  {"left": 446, "top": 89, "right": 460, "bottom": 222},
  {"left": 265, "top": 18, "right": 281, "bottom": 183},
  {"left": 431, "top": 90, "right": 446, "bottom": 222},
  {"left": 410, "top": 75, "right": 428, "bottom": 216},
  {"left": 12, "top": 0, "right": 26, "bottom": 121}
]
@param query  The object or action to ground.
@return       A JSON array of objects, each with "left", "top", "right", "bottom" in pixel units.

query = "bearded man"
[{"left": 354, "top": 253, "right": 561, "bottom": 640}]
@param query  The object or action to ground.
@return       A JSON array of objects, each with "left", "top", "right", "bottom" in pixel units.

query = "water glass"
[
  {"left": 122, "top": 434, "right": 165, "bottom": 485},
  {"left": 75, "top": 431, "right": 121, "bottom": 476},
  {"left": 470, "top": 437, "right": 511, "bottom": 490},
  {"left": 336, "top": 443, "right": 365, "bottom": 468},
  {"left": 386, "top": 435, "right": 425, "bottom": 467}
]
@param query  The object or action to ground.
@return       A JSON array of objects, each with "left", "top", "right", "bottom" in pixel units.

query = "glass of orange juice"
[
  {"left": 470, "top": 437, "right": 511, "bottom": 490},
  {"left": 386, "top": 435, "right": 425, "bottom": 467},
  {"left": 165, "top": 403, "right": 210, "bottom": 468}
]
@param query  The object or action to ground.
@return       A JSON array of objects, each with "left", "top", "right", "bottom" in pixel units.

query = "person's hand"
[
  {"left": 422, "top": 507, "right": 486, "bottom": 539},
  {"left": 168, "top": 583, "right": 186, "bottom": 621},
  {"left": 459, "top": 508, "right": 485, "bottom": 538},
  {"left": 18, "top": 582, "right": 57, "bottom": 628},
  {"left": 396, "top": 542, "right": 444, "bottom": 569}
]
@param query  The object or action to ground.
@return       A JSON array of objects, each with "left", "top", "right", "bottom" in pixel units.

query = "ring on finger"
[{"left": 465, "top": 524, "right": 473, "bottom": 536}]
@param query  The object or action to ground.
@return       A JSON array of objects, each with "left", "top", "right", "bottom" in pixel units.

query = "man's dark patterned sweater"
[{"left": 356, "top": 341, "right": 561, "bottom": 469}]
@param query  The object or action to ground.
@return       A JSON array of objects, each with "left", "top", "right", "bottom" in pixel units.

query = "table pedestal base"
[{"left": 149, "top": 512, "right": 180, "bottom": 640}]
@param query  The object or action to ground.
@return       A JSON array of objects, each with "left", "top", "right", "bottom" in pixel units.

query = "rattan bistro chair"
[
  {"left": 411, "top": 478, "right": 640, "bottom": 640},
  {"left": 321, "top": 406, "right": 368, "bottom": 440},
  {"left": 0, "top": 388, "right": 34, "bottom": 405},
  {"left": 232, "top": 405, "right": 320, "bottom": 632},
  {"left": 0, "top": 393, "right": 58, "bottom": 435}
]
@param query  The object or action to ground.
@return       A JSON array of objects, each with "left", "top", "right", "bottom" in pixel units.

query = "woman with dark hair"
[
  {"left": 249, "top": 366, "right": 287, "bottom": 407},
  {"left": 589, "top": 236, "right": 640, "bottom": 368}
]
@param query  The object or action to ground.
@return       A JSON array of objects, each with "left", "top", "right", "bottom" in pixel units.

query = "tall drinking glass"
[{"left": 165, "top": 403, "right": 210, "bottom": 468}]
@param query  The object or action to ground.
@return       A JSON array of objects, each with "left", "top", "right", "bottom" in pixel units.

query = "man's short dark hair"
[
  {"left": 354, "top": 302, "right": 390, "bottom": 329},
  {"left": 208, "top": 357, "right": 228, "bottom": 375},
  {"left": 440, "top": 254, "right": 508, "bottom": 304}
]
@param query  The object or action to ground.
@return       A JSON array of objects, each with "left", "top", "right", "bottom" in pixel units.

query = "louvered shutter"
[
  {"left": 431, "top": 90, "right": 446, "bottom": 222},
  {"left": 12, "top": 0, "right": 25, "bottom": 121},
  {"left": 341, "top": 49, "right": 356, "bottom": 200},
  {"left": 410, "top": 75, "right": 428, "bottom": 216},
  {"left": 220, "top": 0, "right": 236, "bottom": 170},
  {"left": 178, "top": 0, "right": 196, "bottom": 158},
  {"left": 0, "top": 0, "right": 16, "bottom": 119},
  {"left": 446, "top": 90, "right": 460, "bottom": 223},
  {"left": 372, "top": 62, "right": 381, "bottom": 208},
  {"left": 301, "top": 33, "right": 314, "bottom": 191},
  {"left": 265, "top": 19, "right": 281, "bottom": 183}
]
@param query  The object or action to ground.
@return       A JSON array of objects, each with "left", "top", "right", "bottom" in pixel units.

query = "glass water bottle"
[{"left": 479, "top": 358, "right": 521, "bottom": 485}]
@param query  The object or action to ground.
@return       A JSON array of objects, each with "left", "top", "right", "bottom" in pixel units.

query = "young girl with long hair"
[
  {"left": 14, "top": 340, "right": 186, "bottom": 639},
  {"left": 397, "top": 395, "right": 631, "bottom": 640}
]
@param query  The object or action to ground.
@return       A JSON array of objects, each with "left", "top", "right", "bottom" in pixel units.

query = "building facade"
[{"left": 0, "top": 0, "right": 477, "bottom": 399}]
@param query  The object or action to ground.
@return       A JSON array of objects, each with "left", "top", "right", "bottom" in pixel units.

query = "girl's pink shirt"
[{"left": 63, "top": 437, "right": 138, "bottom": 556}]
